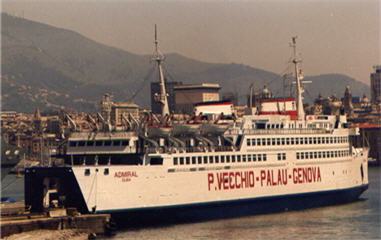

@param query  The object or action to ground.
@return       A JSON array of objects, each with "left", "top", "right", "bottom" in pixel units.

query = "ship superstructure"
[{"left": 24, "top": 35, "right": 369, "bottom": 223}]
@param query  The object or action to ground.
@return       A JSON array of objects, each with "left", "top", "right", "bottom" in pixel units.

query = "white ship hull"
[{"left": 72, "top": 154, "right": 368, "bottom": 214}]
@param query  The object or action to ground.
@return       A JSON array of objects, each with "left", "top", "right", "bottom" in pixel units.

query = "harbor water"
[{"left": 1, "top": 168, "right": 380, "bottom": 239}]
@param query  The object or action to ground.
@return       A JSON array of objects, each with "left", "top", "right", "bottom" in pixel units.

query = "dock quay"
[{"left": 0, "top": 202, "right": 113, "bottom": 239}]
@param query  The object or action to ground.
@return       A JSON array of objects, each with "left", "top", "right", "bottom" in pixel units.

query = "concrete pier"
[{"left": 0, "top": 202, "right": 112, "bottom": 238}]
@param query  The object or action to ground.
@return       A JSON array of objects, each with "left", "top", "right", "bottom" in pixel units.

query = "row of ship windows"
[
  {"left": 296, "top": 150, "right": 350, "bottom": 160},
  {"left": 173, "top": 154, "right": 268, "bottom": 165},
  {"left": 69, "top": 140, "right": 130, "bottom": 147},
  {"left": 256, "top": 123, "right": 331, "bottom": 129},
  {"left": 247, "top": 136, "right": 348, "bottom": 147}
]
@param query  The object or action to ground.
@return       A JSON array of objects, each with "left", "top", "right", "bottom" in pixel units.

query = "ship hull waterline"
[{"left": 108, "top": 184, "right": 368, "bottom": 226}]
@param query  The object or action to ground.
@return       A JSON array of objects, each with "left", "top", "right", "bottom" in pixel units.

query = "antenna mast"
[
  {"left": 153, "top": 24, "right": 170, "bottom": 116},
  {"left": 291, "top": 36, "right": 305, "bottom": 120}
]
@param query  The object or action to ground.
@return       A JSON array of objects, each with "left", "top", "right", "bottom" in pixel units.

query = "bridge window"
[
  {"left": 121, "top": 140, "right": 129, "bottom": 146},
  {"left": 113, "top": 140, "right": 121, "bottom": 146},
  {"left": 78, "top": 141, "right": 86, "bottom": 147},
  {"left": 69, "top": 141, "right": 77, "bottom": 147},
  {"left": 150, "top": 157, "right": 163, "bottom": 165},
  {"left": 95, "top": 141, "right": 103, "bottom": 146},
  {"left": 104, "top": 141, "right": 112, "bottom": 146}
]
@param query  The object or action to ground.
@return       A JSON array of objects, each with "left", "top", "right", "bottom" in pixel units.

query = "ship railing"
[{"left": 226, "top": 128, "right": 330, "bottom": 135}]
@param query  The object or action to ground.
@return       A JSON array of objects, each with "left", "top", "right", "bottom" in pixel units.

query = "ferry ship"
[{"left": 24, "top": 33, "right": 369, "bottom": 223}]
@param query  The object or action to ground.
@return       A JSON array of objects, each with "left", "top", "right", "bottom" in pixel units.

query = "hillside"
[{"left": 1, "top": 13, "right": 370, "bottom": 113}]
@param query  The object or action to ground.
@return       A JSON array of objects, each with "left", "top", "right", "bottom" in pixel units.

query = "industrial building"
[{"left": 174, "top": 83, "right": 221, "bottom": 114}]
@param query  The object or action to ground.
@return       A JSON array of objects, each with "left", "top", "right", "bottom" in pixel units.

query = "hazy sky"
[{"left": 2, "top": 0, "right": 380, "bottom": 85}]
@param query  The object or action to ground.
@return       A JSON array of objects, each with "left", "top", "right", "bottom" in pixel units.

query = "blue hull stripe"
[{"left": 100, "top": 184, "right": 368, "bottom": 225}]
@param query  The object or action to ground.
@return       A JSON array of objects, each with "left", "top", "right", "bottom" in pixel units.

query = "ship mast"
[
  {"left": 291, "top": 36, "right": 305, "bottom": 121},
  {"left": 153, "top": 24, "right": 170, "bottom": 116}
]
